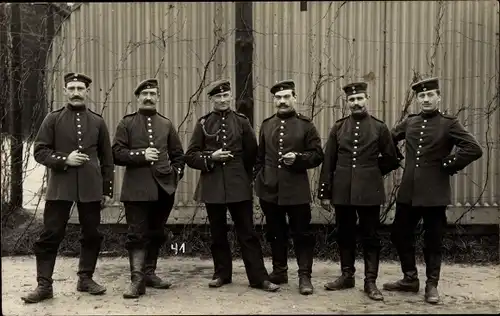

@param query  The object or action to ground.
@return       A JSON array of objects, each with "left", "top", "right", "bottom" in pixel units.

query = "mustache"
[
  {"left": 71, "top": 96, "right": 83, "bottom": 100},
  {"left": 143, "top": 100, "right": 154, "bottom": 105}
]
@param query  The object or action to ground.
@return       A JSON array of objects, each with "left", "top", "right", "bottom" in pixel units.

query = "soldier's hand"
[
  {"left": 145, "top": 147, "right": 159, "bottom": 162},
  {"left": 211, "top": 148, "right": 233, "bottom": 161},
  {"left": 65, "top": 150, "right": 89, "bottom": 166},
  {"left": 101, "top": 195, "right": 112, "bottom": 209},
  {"left": 282, "top": 152, "right": 297, "bottom": 165},
  {"left": 320, "top": 199, "right": 332, "bottom": 212}
]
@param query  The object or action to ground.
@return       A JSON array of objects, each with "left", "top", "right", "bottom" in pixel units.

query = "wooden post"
[{"left": 234, "top": 2, "right": 254, "bottom": 127}]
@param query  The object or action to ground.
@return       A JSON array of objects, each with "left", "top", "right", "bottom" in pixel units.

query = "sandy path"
[{"left": 1, "top": 256, "right": 499, "bottom": 315}]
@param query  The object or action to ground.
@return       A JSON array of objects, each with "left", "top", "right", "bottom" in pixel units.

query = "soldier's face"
[
  {"left": 417, "top": 90, "right": 440, "bottom": 112},
  {"left": 64, "top": 81, "right": 88, "bottom": 106},
  {"left": 138, "top": 88, "right": 159, "bottom": 109},
  {"left": 273, "top": 89, "right": 296, "bottom": 114},
  {"left": 210, "top": 91, "right": 232, "bottom": 111},
  {"left": 346, "top": 93, "right": 368, "bottom": 114}
]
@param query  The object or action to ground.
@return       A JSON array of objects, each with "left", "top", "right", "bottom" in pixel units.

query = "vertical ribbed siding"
[
  {"left": 47, "top": 2, "right": 498, "bottom": 223},
  {"left": 46, "top": 3, "right": 235, "bottom": 214}
]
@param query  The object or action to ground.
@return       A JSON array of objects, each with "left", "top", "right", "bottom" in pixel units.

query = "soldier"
[
  {"left": 382, "top": 77, "right": 483, "bottom": 304},
  {"left": 254, "top": 79, "right": 324, "bottom": 295},
  {"left": 317, "top": 82, "right": 400, "bottom": 301},
  {"left": 112, "top": 78, "right": 185, "bottom": 299},
  {"left": 22, "top": 73, "right": 114, "bottom": 303},
  {"left": 184, "top": 79, "right": 279, "bottom": 292}
]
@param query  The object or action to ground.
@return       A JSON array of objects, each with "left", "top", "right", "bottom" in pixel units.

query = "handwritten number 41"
[{"left": 170, "top": 242, "right": 186, "bottom": 255}]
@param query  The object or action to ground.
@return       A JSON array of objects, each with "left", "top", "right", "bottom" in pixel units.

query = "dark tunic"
[
  {"left": 317, "top": 113, "right": 401, "bottom": 206},
  {"left": 112, "top": 109, "right": 185, "bottom": 201},
  {"left": 392, "top": 110, "right": 483, "bottom": 206},
  {"left": 184, "top": 109, "right": 257, "bottom": 204},
  {"left": 33, "top": 105, "right": 114, "bottom": 202},
  {"left": 254, "top": 111, "right": 324, "bottom": 206}
]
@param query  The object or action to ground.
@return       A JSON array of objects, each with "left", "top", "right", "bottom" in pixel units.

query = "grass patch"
[{"left": 2, "top": 210, "right": 498, "bottom": 264}]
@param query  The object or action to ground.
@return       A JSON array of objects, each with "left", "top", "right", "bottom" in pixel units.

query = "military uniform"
[
  {"left": 254, "top": 80, "right": 324, "bottom": 295},
  {"left": 23, "top": 73, "right": 114, "bottom": 303},
  {"left": 184, "top": 79, "right": 277, "bottom": 291},
  {"left": 383, "top": 78, "right": 483, "bottom": 303},
  {"left": 317, "top": 82, "right": 400, "bottom": 301},
  {"left": 112, "top": 79, "right": 185, "bottom": 298}
]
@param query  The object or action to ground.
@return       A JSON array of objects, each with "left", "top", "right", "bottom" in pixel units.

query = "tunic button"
[
  {"left": 280, "top": 133, "right": 284, "bottom": 136},
  {"left": 353, "top": 152, "right": 357, "bottom": 155},
  {"left": 420, "top": 132, "right": 424, "bottom": 135},
  {"left": 147, "top": 117, "right": 151, "bottom": 121},
  {"left": 150, "top": 142, "right": 154, "bottom": 146},
  {"left": 355, "top": 133, "right": 358, "bottom": 136},
  {"left": 356, "top": 126, "right": 359, "bottom": 129},
  {"left": 424, "top": 120, "right": 427, "bottom": 123},
  {"left": 352, "top": 165, "right": 356, "bottom": 168},
  {"left": 281, "top": 120, "right": 285, "bottom": 123},
  {"left": 77, "top": 124, "right": 81, "bottom": 128},
  {"left": 79, "top": 145, "right": 83, "bottom": 149},
  {"left": 353, "top": 158, "right": 356, "bottom": 161},
  {"left": 148, "top": 129, "right": 152, "bottom": 132},
  {"left": 417, "top": 151, "right": 420, "bottom": 154},
  {"left": 149, "top": 135, "right": 153, "bottom": 138},
  {"left": 354, "top": 140, "right": 358, "bottom": 143},
  {"left": 278, "top": 152, "right": 282, "bottom": 155},
  {"left": 278, "top": 165, "right": 282, "bottom": 168},
  {"left": 356, "top": 121, "right": 360, "bottom": 125},
  {"left": 422, "top": 125, "right": 425, "bottom": 128}
]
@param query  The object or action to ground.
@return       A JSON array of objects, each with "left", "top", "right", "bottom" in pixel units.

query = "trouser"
[
  {"left": 205, "top": 200, "right": 269, "bottom": 286},
  {"left": 390, "top": 203, "right": 447, "bottom": 285},
  {"left": 123, "top": 186, "right": 175, "bottom": 274},
  {"left": 33, "top": 200, "right": 103, "bottom": 282},
  {"left": 259, "top": 199, "right": 315, "bottom": 278},
  {"left": 334, "top": 205, "right": 381, "bottom": 281}
]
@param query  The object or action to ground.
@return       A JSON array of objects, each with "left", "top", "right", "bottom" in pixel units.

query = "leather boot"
[
  {"left": 324, "top": 246, "right": 355, "bottom": 291},
  {"left": 424, "top": 283, "right": 440, "bottom": 304},
  {"left": 144, "top": 246, "right": 172, "bottom": 289},
  {"left": 21, "top": 254, "right": 56, "bottom": 303},
  {"left": 363, "top": 250, "right": 383, "bottom": 301},
  {"left": 123, "top": 249, "right": 147, "bottom": 299},
  {"left": 424, "top": 250, "right": 441, "bottom": 304},
  {"left": 268, "top": 238, "right": 288, "bottom": 284},
  {"left": 296, "top": 236, "right": 314, "bottom": 295},
  {"left": 382, "top": 270, "right": 420, "bottom": 292},
  {"left": 383, "top": 248, "right": 420, "bottom": 293},
  {"left": 76, "top": 246, "right": 106, "bottom": 295}
]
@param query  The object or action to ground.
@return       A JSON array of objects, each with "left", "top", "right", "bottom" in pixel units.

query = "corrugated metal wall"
[{"left": 46, "top": 1, "right": 499, "bottom": 224}]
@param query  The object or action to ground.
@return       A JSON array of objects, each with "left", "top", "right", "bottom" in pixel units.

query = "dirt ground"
[{"left": 1, "top": 256, "right": 499, "bottom": 315}]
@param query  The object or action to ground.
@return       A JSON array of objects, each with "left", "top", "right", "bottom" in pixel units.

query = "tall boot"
[
  {"left": 383, "top": 247, "right": 419, "bottom": 293},
  {"left": 424, "top": 250, "right": 441, "bottom": 304},
  {"left": 296, "top": 236, "right": 314, "bottom": 295},
  {"left": 363, "top": 249, "right": 383, "bottom": 301},
  {"left": 123, "top": 249, "right": 147, "bottom": 299},
  {"left": 76, "top": 246, "right": 106, "bottom": 295},
  {"left": 269, "top": 238, "right": 288, "bottom": 284},
  {"left": 144, "top": 245, "right": 172, "bottom": 289},
  {"left": 324, "top": 246, "right": 356, "bottom": 291},
  {"left": 21, "top": 254, "right": 56, "bottom": 303}
]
